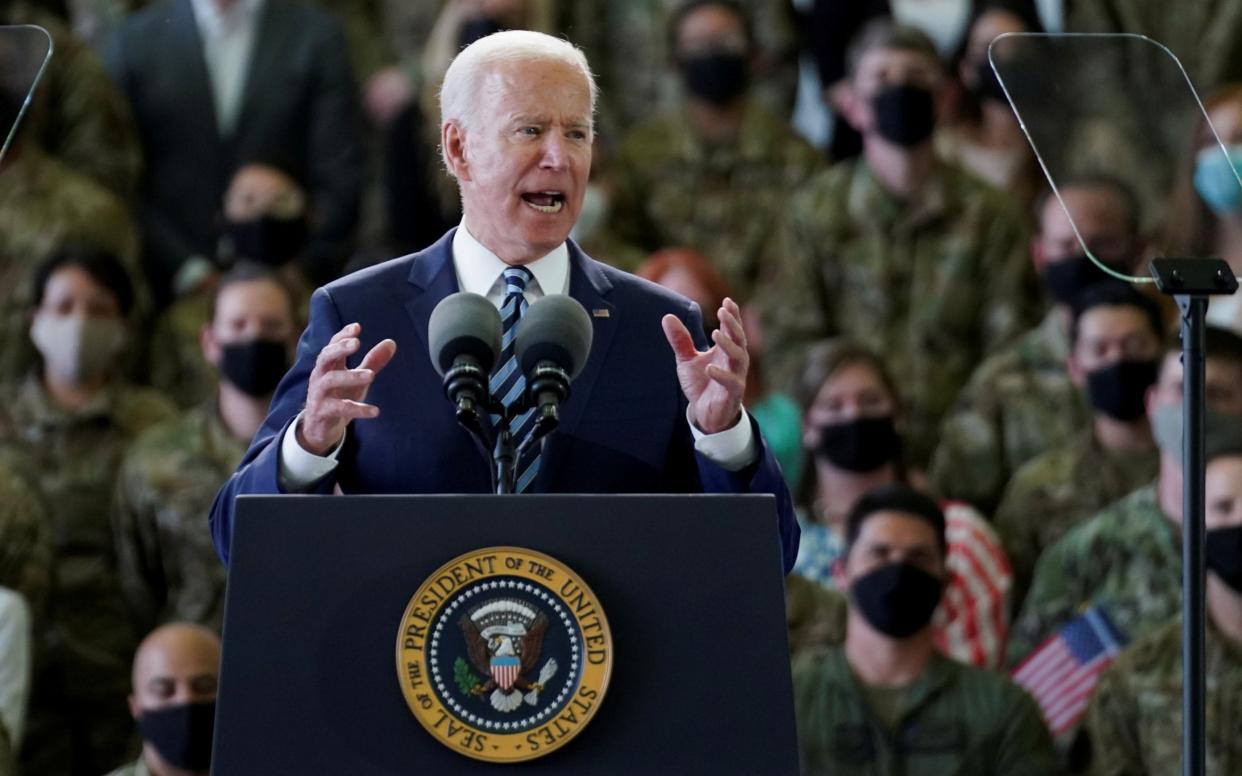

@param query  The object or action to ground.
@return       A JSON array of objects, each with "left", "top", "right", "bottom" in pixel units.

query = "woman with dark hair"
[
  {"left": 1163, "top": 84, "right": 1242, "bottom": 334},
  {"left": 4, "top": 247, "right": 176, "bottom": 776},
  {"left": 790, "top": 339, "right": 1014, "bottom": 668}
]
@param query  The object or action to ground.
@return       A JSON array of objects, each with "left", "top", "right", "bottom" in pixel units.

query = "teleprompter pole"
[{"left": 1149, "top": 258, "right": 1238, "bottom": 776}]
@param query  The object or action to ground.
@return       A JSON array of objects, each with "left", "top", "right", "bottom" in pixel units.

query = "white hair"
[{"left": 439, "top": 30, "right": 597, "bottom": 171}]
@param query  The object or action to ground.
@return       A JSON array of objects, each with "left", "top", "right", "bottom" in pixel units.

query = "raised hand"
[
  {"left": 662, "top": 297, "right": 749, "bottom": 435},
  {"left": 296, "top": 322, "right": 397, "bottom": 455}
]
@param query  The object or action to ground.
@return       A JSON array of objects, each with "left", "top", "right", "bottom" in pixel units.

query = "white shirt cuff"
[
  {"left": 688, "top": 408, "right": 758, "bottom": 472},
  {"left": 278, "top": 411, "right": 345, "bottom": 491}
]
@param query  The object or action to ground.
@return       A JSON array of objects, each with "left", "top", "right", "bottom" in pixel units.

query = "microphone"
[
  {"left": 428, "top": 293, "right": 502, "bottom": 424},
  {"left": 514, "top": 295, "right": 593, "bottom": 433}
]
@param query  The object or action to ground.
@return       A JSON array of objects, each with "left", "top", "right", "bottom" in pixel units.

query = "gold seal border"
[{"left": 395, "top": 546, "right": 613, "bottom": 763}]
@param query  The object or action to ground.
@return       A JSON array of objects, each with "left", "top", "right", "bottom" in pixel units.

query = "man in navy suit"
[{"left": 209, "top": 30, "right": 798, "bottom": 571}]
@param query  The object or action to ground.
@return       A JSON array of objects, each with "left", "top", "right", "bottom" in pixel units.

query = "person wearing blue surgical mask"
[{"left": 1167, "top": 85, "right": 1242, "bottom": 334}]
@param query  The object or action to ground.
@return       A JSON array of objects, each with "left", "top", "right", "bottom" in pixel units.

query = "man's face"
[
  {"left": 845, "top": 47, "right": 944, "bottom": 134},
  {"left": 841, "top": 511, "right": 944, "bottom": 585},
  {"left": 223, "top": 164, "right": 306, "bottom": 222},
  {"left": 447, "top": 59, "right": 592, "bottom": 264},
  {"left": 1033, "top": 187, "right": 1137, "bottom": 273},
  {"left": 201, "top": 278, "right": 297, "bottom": 367},
  {"left": 1069, "top": 305, "right": 1161, "bottom": 384},
  {"left": 129, "top": 631, "right": 220, "bottom": 715},
  {"left": 1206, "top": 455, "right": 1242, "bottom": 531},
  {"left": 673, "top": 3, "right": 751, "bottom": 65}
]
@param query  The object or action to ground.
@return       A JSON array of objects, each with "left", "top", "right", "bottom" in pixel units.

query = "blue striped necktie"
[{"left": 489, "top": 266, "right": 540, "bottom": 492}]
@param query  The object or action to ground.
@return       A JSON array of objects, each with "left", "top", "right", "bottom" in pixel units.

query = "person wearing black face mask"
[
  {"left": 1083, "top": 448, "right": 1242, "bottom": 776},
  {"left": 114, "top": 263, "right": 298, "bottom": 633},
  {"left": 791, "top": 484, "right": 1057, "bottom": 776},
  {"left": 606, "top": 0, "right": 823, "bottom": 303},
  {"left": 787, "top": 340, "right": 1014, "bottom": 670},
  {"left": 106, "top": 623, "right": 220, "bottom": 776},
  {"left": 929, "top": 175, "right": 1148, "bottom": 517},
  {"left": 995, "top": 284, "right": 1164, "bottom": 610},
  {"left": 758, "top": 20, "right": 1036, "bottom": 471}
]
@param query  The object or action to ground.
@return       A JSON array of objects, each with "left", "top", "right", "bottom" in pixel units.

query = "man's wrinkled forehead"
[{"left": 478, "top": 61, "right": 593, "bottom": 124}]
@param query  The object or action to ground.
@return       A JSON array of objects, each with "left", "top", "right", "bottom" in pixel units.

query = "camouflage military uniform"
[
  {"left": 0, "top": 145, "right": 143, "bottom": 385},
  {"left": 759, "top": 159, "right": 1035, "bottom": 466},
  {"left": 791, "top": 646, "right": 1057, "bottom": 775},
  {"left": 929, "top": 310, "right": 1085, "bottom": 516},
  {"left": 0, "top": 453, "right": 51, "bottom": 618},
  {"left": 785, "top": 573, "right": 847, "bottom": 660},
  {"left": 1084, "top": 617, "right": 1242, "bottom": 776},
  {"left": 1006, "top": 483, "right": 1180, "bottom": 667},
  {"left": 995, "top": 430, "right": 1159, "bottom": 611},
  {"left": 0, "top": 374, "right": 176, "bottom": 776},
  {"left": 607, "top": 103, "right": 823, "bottom": 294},
  {"left": 113, "top": 400, "right": 248, "bottom": 631},
  {"left": 9, "top": 1, "right": 142, "bottom": 203}
]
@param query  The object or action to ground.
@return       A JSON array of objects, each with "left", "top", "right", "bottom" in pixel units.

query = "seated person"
[
  {"left": 995, "top": 283, "right": 1165, "bottom": 609},
  {"left": 791, "top": 484, "right": 1056, "bottom": 775},
  {"left": 1083, "top": 445, "right": 1242, "bottom": 775},
  {"left": 150, "top": 163, "right": 312, "bottom": 408},
  {"left": 106, "top": 622, "right": 221, "bottom": 776},
  {"left": 115, "top": 264, "right": 300, "bottom": 632},
  {"left": 792, "top": 339, "right": 1012, "bottom": 667}
]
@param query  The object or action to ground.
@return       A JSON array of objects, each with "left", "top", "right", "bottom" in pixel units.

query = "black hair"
[
  {"left": 207, "top": 261, "right": 298, "bottom": 325},
  {"left": 845, "top": 19, "right": 941, "bottom": 79},
  {"left": 845, "top": 483, "right": 947, "bottom": 557},
  {"left": 30, "top": 245, "right": 134, "bottom": 315},
  {"left": 667, "top": 0, "right": 755, "bottom": 58},
  {"left": 1069, "top": 283, "right": 1166, "bottom": 347}
]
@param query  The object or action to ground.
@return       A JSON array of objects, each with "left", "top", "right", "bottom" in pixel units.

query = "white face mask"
[{"left": 29, "top": 313, "right": 126, "bottom": 385}]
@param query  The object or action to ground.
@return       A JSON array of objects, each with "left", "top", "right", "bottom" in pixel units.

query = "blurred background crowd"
[{"left": 3, "top": 0, "right": 1242, "bottom": 774}]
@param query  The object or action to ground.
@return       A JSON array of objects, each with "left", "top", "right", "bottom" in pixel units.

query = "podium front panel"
[{"left": 214, "top": 494, "right": 797, "bottom": 774}]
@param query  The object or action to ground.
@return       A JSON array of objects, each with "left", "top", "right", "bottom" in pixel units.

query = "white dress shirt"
[
  {"left": 190, "top": 0, "right": 263, "bottom": 136},
  {"left": 278, "top": 224, "right": 756, "bottom": 490}
]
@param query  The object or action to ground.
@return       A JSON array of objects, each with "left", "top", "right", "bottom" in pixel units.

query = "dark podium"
[{"left": 213, "top": 494, "right": 798, "bottom": 774}]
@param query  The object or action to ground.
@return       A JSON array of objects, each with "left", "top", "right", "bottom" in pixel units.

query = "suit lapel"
[
  {"left": 536, "top": 242, "right": 617, "bottom": 488},
  {"left": 170, "top": 0, "right": 223, "bottom": 145},
  {"left": 233, "top": 0, "right": 286, "bottom": 141},
  {"left": 404, "top": 229, "right": 461, "bottom": 362}
]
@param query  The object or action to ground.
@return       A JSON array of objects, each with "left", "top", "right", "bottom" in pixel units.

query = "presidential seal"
[{"left": 396, "top": 547, "right": 613, "bottom": 763}]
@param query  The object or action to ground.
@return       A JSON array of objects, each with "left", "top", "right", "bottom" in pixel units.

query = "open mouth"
[{"left": 521, "top": 191, "right": 566, "bottom": 214}]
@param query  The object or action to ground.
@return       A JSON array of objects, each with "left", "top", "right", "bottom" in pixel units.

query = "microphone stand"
[{"left": 455, "top": 392, "right": 565, "bottom": 495}]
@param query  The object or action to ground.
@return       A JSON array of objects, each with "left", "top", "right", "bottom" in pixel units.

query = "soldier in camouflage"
[
  {"left": 6, "top": 249, "right": 177, "bottom": 776},
  {"left": 1008, "top": 326, "right": 1242, "bottom": 671},
  {"left": 928, "top": 177, "right": 1146, "bottom": 515},
  {"left": 791, "top": 484, "right": 1055, "bottom": 775},
  {"left": 0, "top": 451, "right": 51, "bottom": 620},
  {"left": 1083, "top": 447, "right": 1242, "bottom": 776},
  {"left": 105, "top": 622, "right": 221, "bottom": 776},
  {"left": 605, "top": 0, "right": 822, "bottom": 294},
  {"left": 115, "top": 264, "right": 300, "bottom": 632},
  {"left": 757, "top": 21, "right": 1034, "bottom": 467},
  {"left": 995, "top": 284, "right": 1165, "bottom": 610}
]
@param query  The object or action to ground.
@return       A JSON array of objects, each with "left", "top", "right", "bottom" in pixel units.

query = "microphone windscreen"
[
  {"left": 427, "top": 292, "right": 502, "bottom": 376},
  {"left": 515, "top": 295, "right": 593, "bottom": 379}
]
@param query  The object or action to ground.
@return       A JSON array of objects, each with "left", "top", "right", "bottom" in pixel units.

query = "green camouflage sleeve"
[
  {"left": 1006, "top": 536, "right": 1082, "bottom": 667},
  {"left": 111, "top": 438, "right": 166, "bottom": 630},
  {"left": 927, "top": 371, "right": 1010, "bottom": 516},
  {"left": 978, "top": 196, "right": 1035, "bottom": 355},
  {"left": 993, "top": 465, "right": 1053, "bottom": 609},
  {"left": 755, "top": 190, "right": 835, "bottom": 392},
  {"left": 0, "top": 460, "right": 50, "bottom": 619},
  {"left": 1082, "top": 663, "right": 1147, "bottom": 776}
]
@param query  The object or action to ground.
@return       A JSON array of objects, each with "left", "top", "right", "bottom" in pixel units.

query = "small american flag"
[{"left": 1010, "top": 607, "right": 1127, "bottom": 736}]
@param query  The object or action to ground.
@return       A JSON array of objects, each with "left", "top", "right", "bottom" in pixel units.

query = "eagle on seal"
[{"left": 460, "top": 598, "right": 560, "bottom": 712}]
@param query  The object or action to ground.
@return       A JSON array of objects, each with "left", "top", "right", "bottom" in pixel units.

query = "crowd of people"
[{"left": 2, "top": 0, "right": 1242, "bottom": 774}]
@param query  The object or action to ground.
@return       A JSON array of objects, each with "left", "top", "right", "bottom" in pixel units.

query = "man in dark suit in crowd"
[
  {"left": 209, "top": 29, "right": 798, "bottom": 572},
  {"left": 105, "top": 0, "right": 362, "bottom": 303}
]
